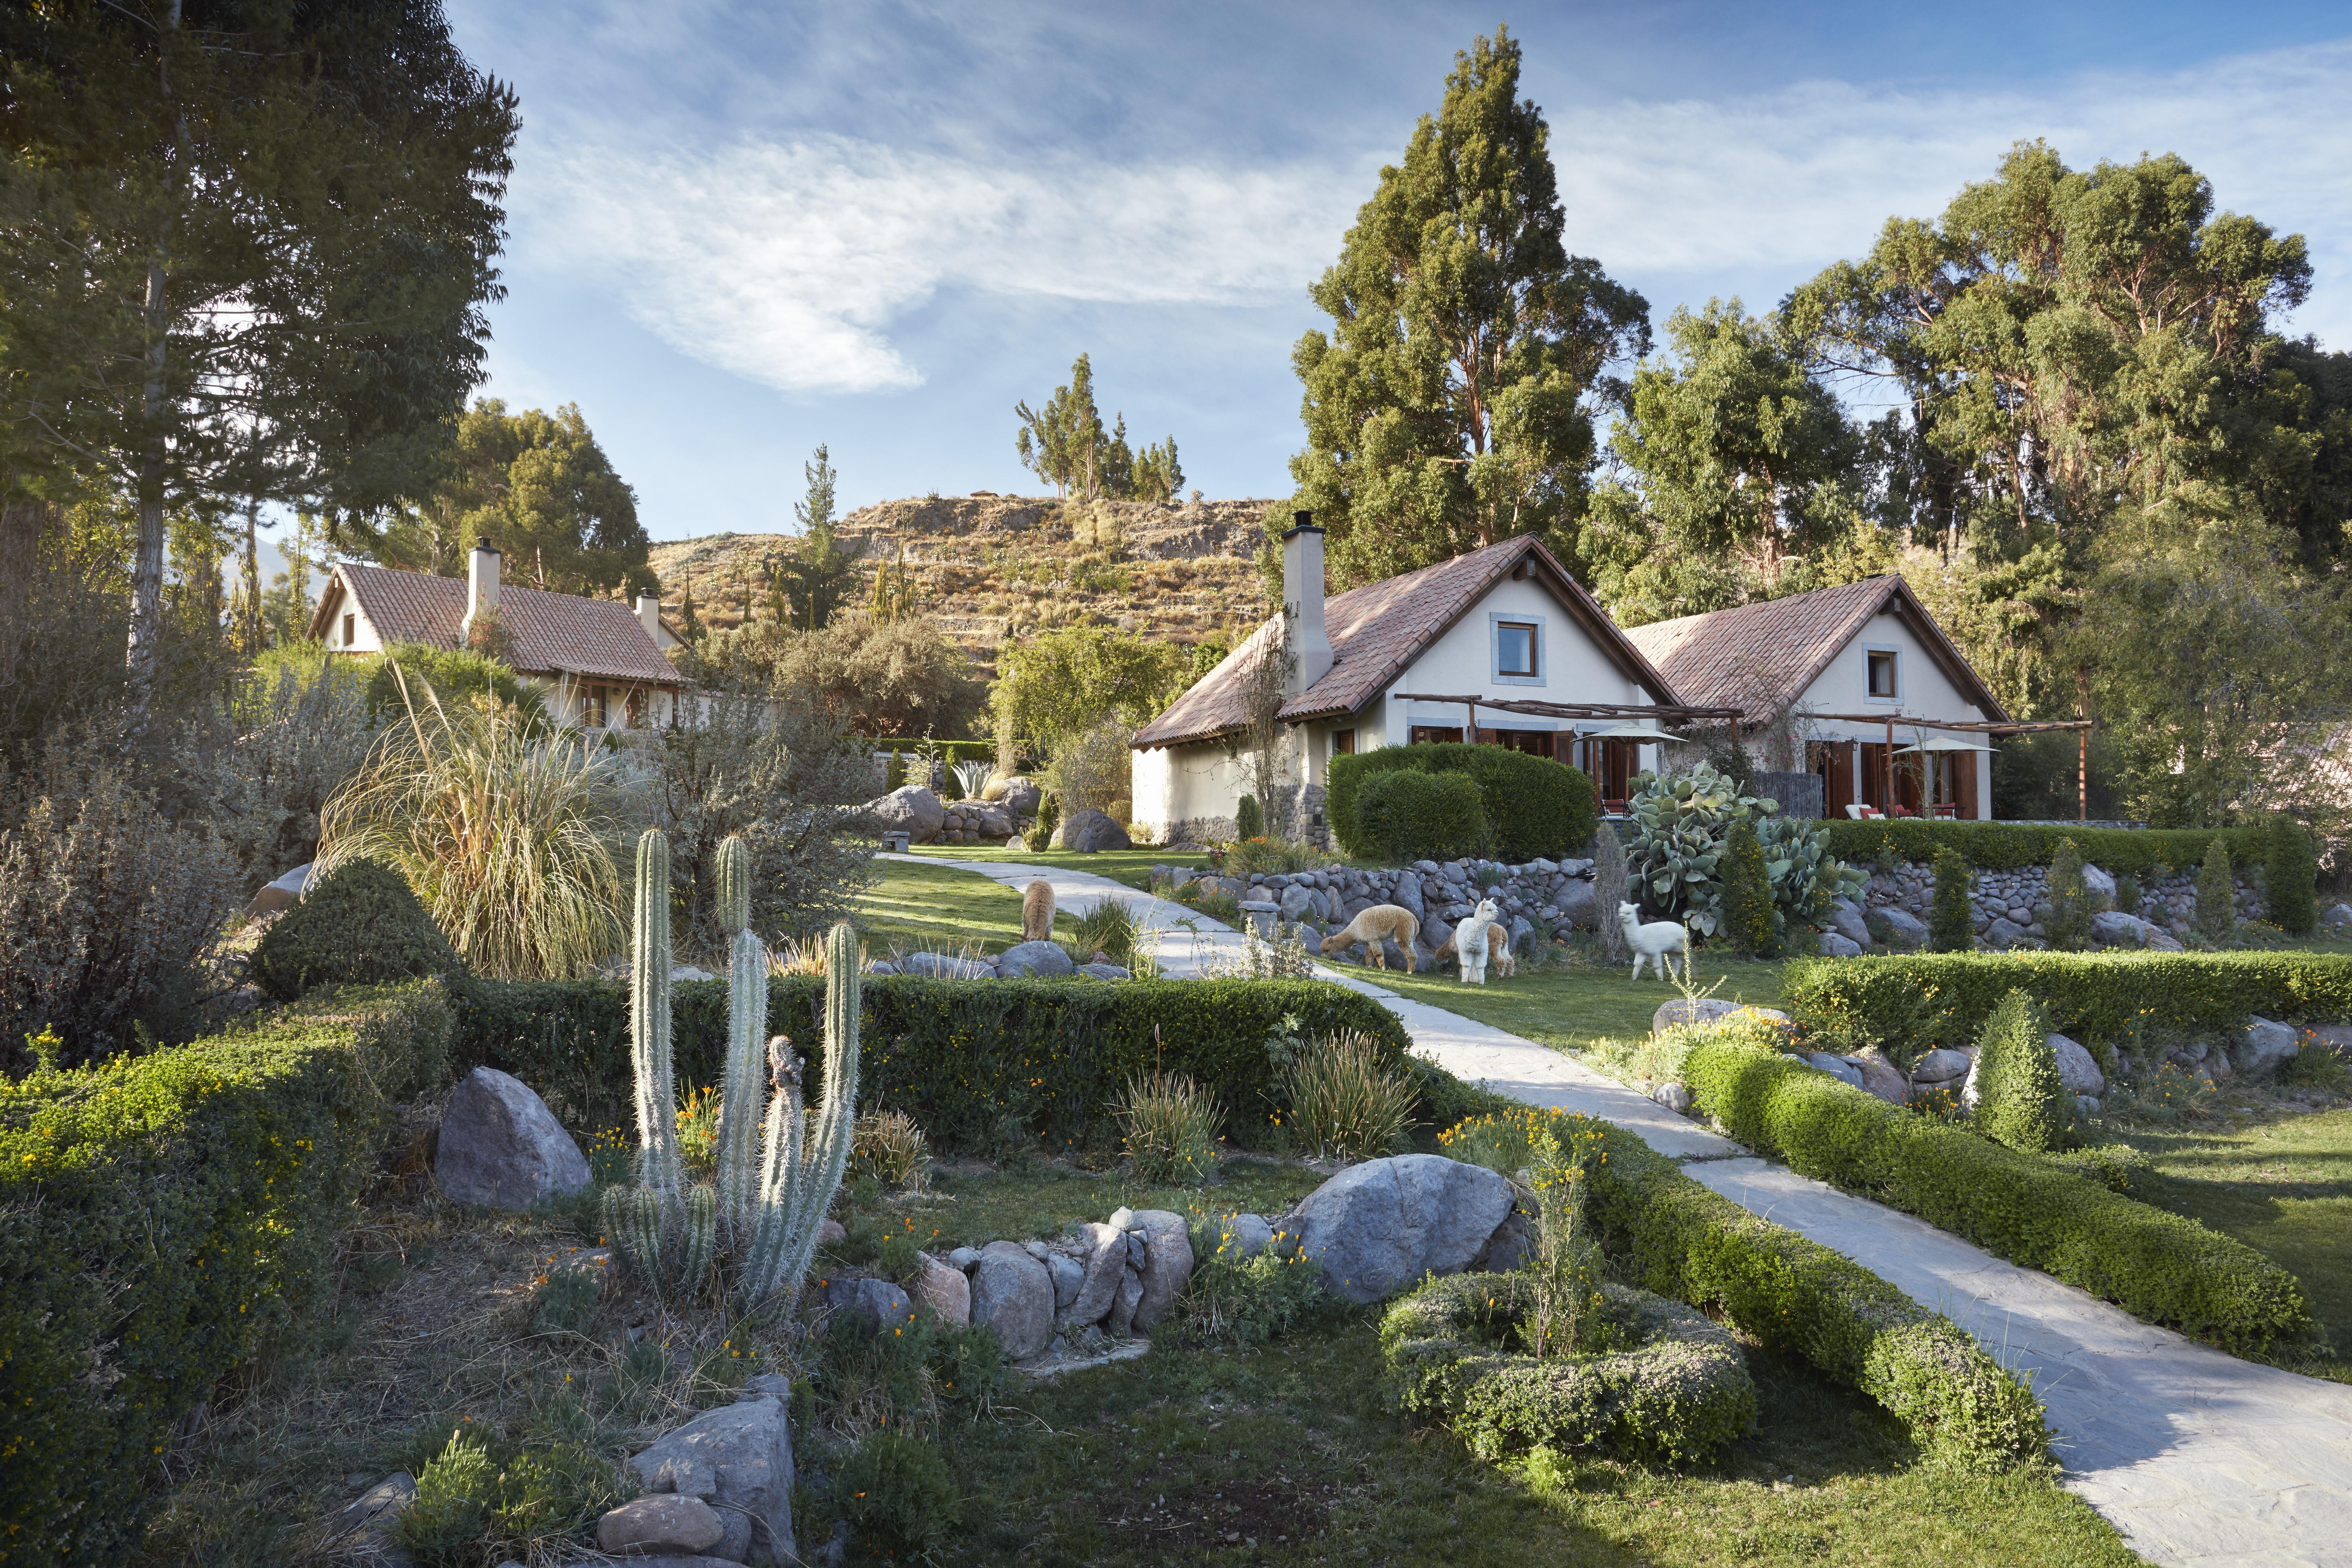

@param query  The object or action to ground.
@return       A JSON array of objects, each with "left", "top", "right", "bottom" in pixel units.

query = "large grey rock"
[
  {"left": 1209, "top": 1212, "right": 1274, "bottom": 1261},
  {"left": 1554, "top": 880, "right": 1598, "bottom": 930},
  {"left": 914, "top": 1252, "right": 970, "bottom": 1326},
  {"left": 331, "top": 1472, "right": 415, "bottom": 1560},
  {"left": 1045, "top": 1251, "right": 1083, "bottom": 1310},
  {"left": 1877, "top": 907, "right": 1930, "bottom": 948},
  {"left": 1828, "top": 898, "right": 1872, "bottom": 949},
  {"left": 2081, "top": 863, "right": 2117, "bottom": 903},
  {"left": 1910, "top": 1047, "right": 1971, "bottom": 1084},
  {"left": 996, "top": 776, "right": 1042, "bottom": 819},
  {"left": 2325, "top": 902, "right": 2352, "bottom": 930},
  {"left": 2090, "top": 909, "right": 2163, "bottom": 948},
  {"left": 898, "top": 951, "right": 994, "bottom": 980},
  {"left": 434, "top": 1068, "right": 590, "bottom": 1210},
  {"left": 2048, "top": 1033, "right": 2106, "bottom": 1098},
  {"left": 1851, "top": 1049, "right": 1909, "bottom": 1105},
  {"left": 1807, "top": 1052, "right": 1865, "bottom": 1088},
  {"left": 995, "top": 940, "right": 1075, "bottom": 978},
  {"left": 822, "top": 1276, "right": 914, "bottom": 1338},
  {"left": 1079, "top": 962, "right": 1131, "bottom": 980},
  {"left": 1057, "top": 1223, "right": 1129, "bottom": 1329},
  {"left": 1392, "top": 871, "right": 1426, "bottom": 926},
  {"left": 1286, "top": 1154, "right": 1515, "bottom": 1304},
  {"left": 1987, "top": 916, "right": 2030, "bottom": 948},
  {"left": 866, "top": 785, "right": 944, "bottom": 844},
  {"left": 1278, "top": 883, "right": 1316, "bottom": 922},
  {"left": 600, "top": 1495, "right": 726, "bottom": 1557},
  {"left": 1820, "top": 931, "right": 1863, "bottom": 958},
  {"left": 1651, "top": 997, "right": 1742, "bottom": 1034},
  {"left": 970, "top": 1240, "right": 1055, "bottom": 1357},
  {"left": 1053, "top": 808, "right": 1132, "bottom": 853},
  {"left": 630, "top": 1397, "right": 794, "bottom": 1566},
  {"left": 1127, "top": 1208, "right": 1194, "bottom": 1331},
  {"left": 2234, "top": 1017, "right": 2301, "bottom": 1079}
]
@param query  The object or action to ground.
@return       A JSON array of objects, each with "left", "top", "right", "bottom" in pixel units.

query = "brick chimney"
[
  {"left": 635, "top": 593, "right": 663, "bottom": 641},
  {"left": 463, "top": 541, "right": 500, "bottom": 641},
  {"left": 1280, "top": 510, "right": 1333, "bottom": 696}
]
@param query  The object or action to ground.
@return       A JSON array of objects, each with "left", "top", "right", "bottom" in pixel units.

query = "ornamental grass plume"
[{"left": 1280, "top": 1029, "right": 1418, "bottom": 1160}]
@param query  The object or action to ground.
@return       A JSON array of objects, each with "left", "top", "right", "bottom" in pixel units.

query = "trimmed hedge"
[
  {"left": 1820, "top": 819, "right": 2264, "bottom": 875},
  {"left": 1782, "top": 950, "right": 2352, "bottom": 1056},
  {"left": 1356, "top": 770, "right": 1487, "bottom": 862},
  {"left": 453, "top": 974, "right": 1412, "bottom": 1151},
  {"left": 1329, "top": 742, "right": 1597, "bottom": 863},
  {"left": 0, "top": 982, "right": 451, "bottom": 1566},
  {"left": 252, "top": 858, "right": 462, "bottom": 1001},
  {"left": 1578, "top": 1121, "right": 2047, "bottom": 1470},
  {"left": 1681, "top": 1034, "right": 2314, "bottom": 1354}
]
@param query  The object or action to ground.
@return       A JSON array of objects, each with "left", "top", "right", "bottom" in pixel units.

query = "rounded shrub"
[
  {"left": 1356, "top": 769, "right": 1488, "bottom": 862},
  {"left": 1972, "top": 989, "right": 2070, "bottom": 1154},
  {"left": 2266, "top": 814, "right": 2317, "bottom": 935},
  {"left": 1929, "top": 847, "right": 1974, "bottom": 952},
  {"left": 1381, "top": 1271, "right": 1757, "bottom": 1464},
  {"left": 1329, "top": 741, "right": 1595, "bottom": 862},
  {"left": 1719, "top": 821, "right": 1775, "bottom": 958},
  {"left": 253, "top": 858, "right": 462, "bottom": 1000},
  {"left": 834, "top": 1430, "right": 957, "bottom": 1560}
]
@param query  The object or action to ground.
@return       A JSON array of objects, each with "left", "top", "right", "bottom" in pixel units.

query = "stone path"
[{"left": 887, "top": 854, "right": 2352, "bottom": 1568}]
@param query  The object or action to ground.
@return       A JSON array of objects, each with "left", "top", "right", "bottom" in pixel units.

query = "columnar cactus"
[
  {"left": 736, "top": 921, "right": 863, "bottom": 1316},
  {"left": 630, "top": 828, "right": 682, "bottom": 1202},
  {"left": 716, "top": 837, "right": 769, "bottom": 1223},
  {"left": 716, "top": 834, "right": 751, "bottom": 936}
]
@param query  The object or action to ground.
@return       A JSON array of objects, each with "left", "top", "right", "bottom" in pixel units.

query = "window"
[
  {"left": 1496, "top": 621, "right": 1538, "bottom": 678},
  {"left": 341, "top": 613, "right": 355, "bottom": 646},
  {"left": 1409, "top": 725, "right": 1463, "bottom": 745},
  {"left": 1331, "top": 728, "right": 1356, "bottom": 756},
  {"left": 1867, "top": 649, "right": 1900, "bottom": 700}
]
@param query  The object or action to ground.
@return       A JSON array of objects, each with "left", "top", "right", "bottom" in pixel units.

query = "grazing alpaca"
[
  {"left": 1021, "top": 878, "right": 1056, "bottom": 943},
  {"left": 1453, "top": 897, "right": 1503, "bottom": 984},
  {"left": 1618, "top": 901, "right": 1690, "bottom": 982},
  {"left": 1319, "top": 904, "right": 1420, "bottom": 972},
  {"left": 1431, "top": 922, "right": 1515, "bottom": 979}
]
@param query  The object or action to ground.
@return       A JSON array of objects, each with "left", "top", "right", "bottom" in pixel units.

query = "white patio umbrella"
[
  {"left": 1583, "top": 721, "right": 1684, "bottom": 744},
  {"left": 1894, "top": 736, "right": 1997, "bottom": 753}
]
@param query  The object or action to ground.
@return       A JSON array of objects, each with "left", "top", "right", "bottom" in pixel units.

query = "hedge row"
[
  {"left": 0, "top": 983, "right": 451, "bottom": 1567},
  {"left": 1681, "top": 1035, "right": 2313, "bottom": 1354},
  {"left": 1578, "top": 1122, "right": 2048, "bottom": 1470},
  {"left": 1328, "top": 742, "right": 1598, "bottom": 864},
  {"left": 1782, "top": 950, "right": 2352, "bottom": 1056},
  {"left": 1821, "top": 818, "right": 2266, "bottom": 874},
  {"left": 452, "top": 974, "right": 1413, "bottom": 1151}
]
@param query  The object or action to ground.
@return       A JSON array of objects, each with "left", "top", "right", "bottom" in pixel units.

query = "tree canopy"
[
  {"left": 991, "top": 624, "right": 1190, "bottom": 749},
  {"left": 767, "top": 444, "right": 861, "bottom": 630},
  {"left": 1286, "top": 25, "right": 1651, "bottom": 588},
  {"left": 1015, "top": 353, "right": 1183, "bottom": 503}
]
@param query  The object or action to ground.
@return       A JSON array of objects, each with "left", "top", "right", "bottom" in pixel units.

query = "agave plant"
[
  {"left": 950, "top": 759, "right": 992, "bottom": 799},
  {"left": 1623, "top": 760, "right": 1862, "bottom": 937}
]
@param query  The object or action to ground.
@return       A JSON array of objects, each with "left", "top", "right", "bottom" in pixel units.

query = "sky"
[{"left": 438, "top": 0, "right": 2352, "bottom": 544}]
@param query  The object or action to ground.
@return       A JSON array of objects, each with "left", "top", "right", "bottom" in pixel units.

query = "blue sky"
[{"left": 440, "top": 1, "right": 2352, "bottom": 542}]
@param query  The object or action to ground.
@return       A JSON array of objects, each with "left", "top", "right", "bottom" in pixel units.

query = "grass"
[{"left": 1363, "top": 949, "right": 1791, "bottom": 1055}]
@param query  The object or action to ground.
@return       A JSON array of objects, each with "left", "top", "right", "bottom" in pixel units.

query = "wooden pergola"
[
  {"left": 1804, "top": 713, "right": 2098, "bottom": 822},
  {"left": 1389, "top": 694, "right": 1746, "bottom": 725}
]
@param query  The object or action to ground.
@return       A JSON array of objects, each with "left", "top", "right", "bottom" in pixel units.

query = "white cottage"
[
  {"left": 308, "top": 542, "right": 687, "bottom": 733},
  {"left": 1131, "top": 518, "right": 1687, "bottom": 842},
  {"left": 1622, "top": 575, "right": 2010, "bottom": 820}
]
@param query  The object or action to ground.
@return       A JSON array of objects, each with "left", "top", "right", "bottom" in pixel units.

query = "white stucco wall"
[
  {"left": 321, "top": 581, "right": 385, "bottom": 653},
  {"left": 1800, "top": 606, "right": 1997, "bottom": 818},
  {"left": 1132, "top": 741, "right": 1254, "bottom": 838}
]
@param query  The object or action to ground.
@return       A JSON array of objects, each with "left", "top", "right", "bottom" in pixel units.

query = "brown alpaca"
[
  {"left": 1431, "top": 922, "right": 1516, "bottom": 979},
  {"left": 1318, "top": 904, "right": 1421, "bottom": 973},
  {"left": 1021, "top": 878, "right": 1056, "bottom": 943}
]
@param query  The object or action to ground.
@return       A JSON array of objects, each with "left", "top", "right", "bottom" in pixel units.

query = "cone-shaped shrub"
[
  {"left": 2266, "top": 815, "right": 2316, "bottom": 935},
  {"left": 252, "top": 859, "right": 460, "bottom": 999},
  {"left": 1929, "top": 848, "right": 1974, "bottom": 952},
  {"left": 1720, "top": 821, "right": 1775, "bottom": 958},
  {"left": 1973, "top": 989, "right": 2070, "bottom": 1154},
  {"left": 2197, "top": 841, "right": 2236, "bottom": 941},
  {"left": 1235, "top": 794, "right": 1263, "bottom": 842},
  {"left": 2045, "top": 839, "right": 2088, "bottom": 951}
]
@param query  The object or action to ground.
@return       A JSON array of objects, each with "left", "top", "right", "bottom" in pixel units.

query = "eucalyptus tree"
[{"left": 1286, "top": 25, "right": 1650, "bottom": 588}]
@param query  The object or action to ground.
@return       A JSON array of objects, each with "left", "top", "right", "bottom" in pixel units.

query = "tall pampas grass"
[{"left": 316, "top": 669, "right": 624, "bottom": 980}]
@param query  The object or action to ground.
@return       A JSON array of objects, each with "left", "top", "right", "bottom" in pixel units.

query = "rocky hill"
[{"left": 646, "top": 494, "right": 1280, "bottom": 673}]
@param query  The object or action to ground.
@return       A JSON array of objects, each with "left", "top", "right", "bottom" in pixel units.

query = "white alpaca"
[
  {"left": 1453, "top": 897, "right": 1503, "bottom": 984},
  {"left": 1617, "top": 901, "right": 1690, "bottom": 982}
]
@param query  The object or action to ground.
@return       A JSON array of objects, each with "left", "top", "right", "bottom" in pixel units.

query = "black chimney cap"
[{"left": 1282, "top": 508, "right": 1321, "bottom": 541}]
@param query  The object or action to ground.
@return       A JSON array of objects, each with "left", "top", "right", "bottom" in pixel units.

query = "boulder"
[
  {"left": 995, "top": 940, "right": 1075, "bottom": 979},
  {"left": 1285, "top": 1154, "right": 1515, "bottom": 1304},
  {"left": 1910, "top": 1048, "right": 1971, "bottom": 1084},
  {"left": 330, "top": 1472, "right": 415, "bottom": 1557},
  {"left": 822, "top": 1276, "right": 914, "bottom": 1338},
  {"left": 2324, "top": 902, "right": 2352, "bottom": 930},
  {"left": 1127, "top": 1209, "right": 1194, "bottom": 1331},
  {"left": 1080, "top": 962, "right": 1132, "bottom": 980},
  {"left": 946, "top": 1246, "right": 980, "bottom": 1271},
  {"left": 1851, "top": 1049, "right": 1909, "bottom": 1105},
  {"left": 1876, "top": 908, "right": 1930, "bottom": 948},
  {"left": 897, "top": 951, "right": 994, "bottom": 980},
  {"left": 865, "top": 785, "right": 944, "bottom": 844},
  {"left": 2234, "top": 1016, "right": 2301, "bottom": 1079},
  {"left": 434, "top": 1067, "right": 590, "bottom": 1210},
  {"left": 630, "top": 1397, "right": 794, "bottom": 1566},
  {"left": 1392, "top": 871, "right": 1427, "bottom": 927},
  {"left": 1045, "top": 1252, "right": 1083, "bottom": 1310},
  {"left": 1987, "top": 916, "right": 2030, "bottom": 948},
  {"left": 1828, "top": 898, "right": 1872, "bottom": 949},
  {"left": 1555, "top": 881, "right": 1598, "bottom": 930},
  {"left": 1208, "top": 1212, "right": 1274, "bottom": 1261},
  {"left": 1650, "top": 1082, "right": 1693, "bottom": 1113},
  {"left": 913, "top": 1252, "right": 970, "bottom": 1326},
  {"left": 2081, "top": 863, "right": 2117, "bottom": 903},
  {"left": 996, "top": 776, "right": 1043, "bottom": 819},
  {"left": 1278, "top": 883, "right": 1316, "bottom": 922},
  {"left": 1820, "top": 932, "right": 1863, "bottom": 958},
  {"left": 2048, "top": 1033, "right": 2106, "bottom": 1099},
  {"left": 1652, "top": 997, "right": 1742, "bottom": 1034},
  {"left": 1053, "top": 808, "right": 1132, "bottom": 853},
  {"left": 1056, "top": 1223, "right": 1129, "bottom": 1329},
  {"left": 1807, "top": 1052, "right": 1865, "bottom": 1089},
  {"left": 969, "top": 1240, "right": 1055, "bottom": 1357},
  {"left": 599, "top": 1495, "right": 726, "bottom": 1557},
  {"left": 2090, "top": 909, "right": 2162, "bottom": 948}
]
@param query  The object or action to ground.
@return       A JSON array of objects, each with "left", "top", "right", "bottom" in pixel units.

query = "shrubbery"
[
  {"left": 2044, "top": 838, "right": 2090, "bottom": 950},
  {"left": 0, "top": 982, "right": 452, "bottom": 1564},
  {"left": 1681, "top": 1032, "right": 2313, "bottom": 1353},
  {"left": 1329, "top": 741, "right": 1596, "bottom": 862},
  {"left": 252, "top": 858, "right": 462, "bottom": 1000},
  {"left": 1819, "top": 818, "right": 2265, "bottom": 875},
  {"left": 1355, "top": 769, "right": 1487, "bottom": 862},
  {"left": 2266, "top": 815, "right": 2317, "bottom": 935},
  {"left": 1929, "top": 848, "right": 1973, "bottom": 952},
  {"left": 1971, "top": 991, "right": 2070, "bottom": 1154},
  {"left": 1782, "top": 950, "right": 2352, "bottom": 1058},
  {"left": 1719, "top": 821, "right": 1775, "bottom": 957}
]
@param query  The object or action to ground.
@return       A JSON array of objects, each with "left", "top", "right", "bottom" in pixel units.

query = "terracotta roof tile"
[
  {"left": 1133, "top": 536, "right": 1671, "bottom": 749},
  {"left": 328, "top": 563, "right": 681, "bottom": 686}
]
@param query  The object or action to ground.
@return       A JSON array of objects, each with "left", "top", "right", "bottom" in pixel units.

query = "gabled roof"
[
  {"left": 1620, "top": 575, "right": 2008, "bottom": 725},
  {"left": 311, "top": 563, "right": 683, "bottom": 687},
  {"left": 1133, "top": 535, "right": 1677, "bottom": 750}
]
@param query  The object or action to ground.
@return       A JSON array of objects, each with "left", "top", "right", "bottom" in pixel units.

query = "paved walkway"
[{"left": 889, "top": 854, "right": 2352, "bottom": 1567}]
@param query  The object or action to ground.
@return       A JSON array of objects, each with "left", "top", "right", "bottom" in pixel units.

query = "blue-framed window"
[{"left": 1490, "top": 612, "right": 1546, "bottom": 686}]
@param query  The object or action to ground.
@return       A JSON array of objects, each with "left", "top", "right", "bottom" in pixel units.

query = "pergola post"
[{"left": 2079, "top": 727, "right": 2088, "bottom": 823}]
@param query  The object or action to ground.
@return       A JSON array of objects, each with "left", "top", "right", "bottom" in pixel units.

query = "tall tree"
[
  {"left": 1286, "top": 26, "right": 1651, "bottom": 588},
  {"left": 1016, "top": 353, "right": 1106, "bottom": 501},
  {"left": 0, "top": 0, "right": 519, "bottom": 698},
  {"left": 774, "top": 443, "right": 860, "bottom": 630}
]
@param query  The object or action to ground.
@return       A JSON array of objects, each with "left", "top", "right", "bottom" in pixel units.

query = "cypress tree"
[
  {"left": 1720, "top": 819, "right": 1776, "bottom": 958},
  {"left": 2045, "top": 839, "right": 2089, "bottom": 950},
  {"left": 2266, "top": 815, "right": 2317, "bottom": 935},
  {"left": 2196, "top": 840, "right": 2237, "bottom": 942},
  {"left": 1929, "top": 847, "right": 1974, "bottom": 952},
  {"left": 1974, "top": 989, "right": 2070, "bottom": 1154},
  {"left": 1235, "top": 794, "right": 1263, "bottom": 842}
]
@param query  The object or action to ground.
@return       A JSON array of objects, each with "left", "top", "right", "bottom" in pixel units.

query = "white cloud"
[{"left": 516, "top": 38, "right": 2352, "bottom": 397}]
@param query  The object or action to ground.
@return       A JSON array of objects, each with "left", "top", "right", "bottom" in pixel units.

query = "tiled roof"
[
  {"left": 1621, "top": 575, "right": 2006, "bottom": 723},
  {"left": 1133, "top": 536, "right": 1674, "bottom": 749},
  {"left": 321, "top": 563, "right": 682, "bottom": 686}
]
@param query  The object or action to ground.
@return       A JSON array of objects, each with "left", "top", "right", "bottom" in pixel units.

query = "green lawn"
[
  {"left": 1363, "top": 952, "right": 1791, "bottom": 1054},
  {"left": 854, "top": 856, "right": 1041, "bottom": 956}
]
